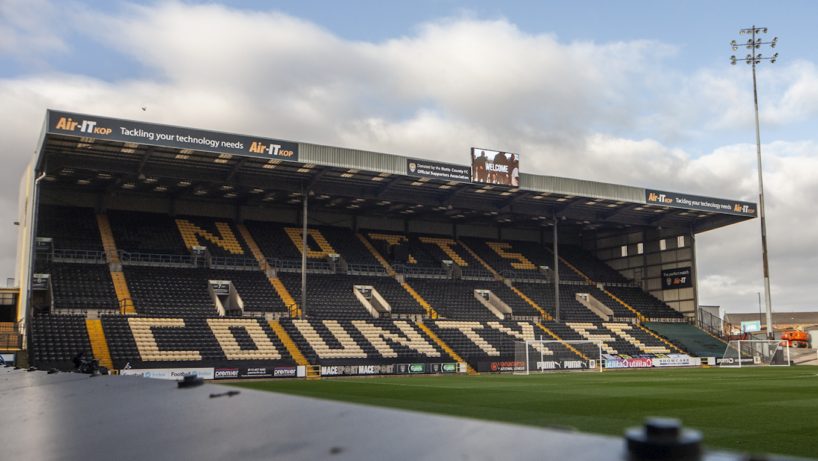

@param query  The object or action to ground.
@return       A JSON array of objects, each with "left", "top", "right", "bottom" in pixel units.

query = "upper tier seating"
[
  {"left": 426, "top": 320, "right": 582, "bottom": 365},
  {"left": 37, "top": 205, "right": 104, "bottom": 251},
  {"left": 459, "top": 237, "right": 585, "bottom": 281},
  {"left": 244, "top": 222, "right": 381, "bottom": 266},
  {"left": 279, "top": 318, "right": 452, "bottom": 365},
  {"left": 513, "top": 282, "right": 636, "bottom": 321},
  {"left": 605, "top": 287, "right": 685, "bottom": 320},
  {"left": 101, "top": 316, "right": 294, "bottom": 369},
  {"left": 557, "top": 245, "right": 630, "bottom": 284},
  {"left": 30, "top": 315, "right": 93, "bottom": 369},
  {"left": 277, "top": 273, "right": 373, "bottom": 319},
  {"left": 34, "top": 261, "right": 119, "bottom": 311},
  {"left": 108, "top": 210, "right": 189, "bottom": 255}
]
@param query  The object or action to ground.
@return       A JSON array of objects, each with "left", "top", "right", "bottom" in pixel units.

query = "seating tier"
[
  {"left": 30, "top": 315, "right": 93, "bottom": 370},
  {"left": 37, "top": 205, "right": 104, "bottom": 251}
]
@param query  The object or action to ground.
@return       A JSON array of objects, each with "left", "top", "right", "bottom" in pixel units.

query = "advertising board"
[
  {"left": 645, "top": 189, "right": 757, "bottom": 217},
  {"left": 661, "top": 267, "right": 693, "bottom": 289},
  {"left": 320, "top": 364, "right": 395, "bottom": 376},
  {"left": 120, "top": 368, "right": 215, "bottom": 380},
  {"left": 407, "top": 159, "right": 471, "bottom": 183}
]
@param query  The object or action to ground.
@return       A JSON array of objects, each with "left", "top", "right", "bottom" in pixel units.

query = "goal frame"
[
  {"left": 514, "top": 340, "right": 603, "bottom": 375},
  {"left": 720, "top": 340, "right": 790, "bottom": 368}
]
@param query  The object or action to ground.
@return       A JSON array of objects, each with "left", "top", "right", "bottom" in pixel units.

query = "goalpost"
[
  {"left": 514, "top": 340, "right": 603, "bottom": 374},
  {"left": 720, "top": 340, "right": 790, "bottom": 368}
]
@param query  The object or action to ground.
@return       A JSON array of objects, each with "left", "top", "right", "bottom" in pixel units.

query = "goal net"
[
  {"left": 514, "top": 340, "right": 603, "bottom": 375},
  {"left": 720, "top": 340, "right": 790, "bottom": 368}
]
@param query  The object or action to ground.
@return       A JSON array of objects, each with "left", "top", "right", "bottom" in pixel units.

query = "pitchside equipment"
[
  {"left": 514, "top": 340, "right": 603, "bottom": 374},
  {"left": 720, "top": 340, "right": 790, "bottom": 367}
]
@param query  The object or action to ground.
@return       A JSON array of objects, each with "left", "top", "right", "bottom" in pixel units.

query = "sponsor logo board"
[
  {"left": 271, "top": 367, "right": 296, "bottom": 378},
  {"left": 604, "top": 358, "right": 653, "bottom": 369},
  {"left": 661, "top": 267, "right": 693, "bottom": 289},
  {"left": 48, "top": 110, "right": 298, "bottom": 161},
  {"left": 215, "top": 368, "right": 240, "bottom": 379},
  {"left": 320, "top": 364, "right": 395, "bottom": 376},
  {"left": 645, "top": 189, "right": 756, "bottom": 217},
  {"left": 120, "top": 368, "right": 214, "bottom": 380},
  {"left": 653, "top": 356, "right": 701, "bottom": 367},
  {"left": 441, "top": 363, "right": 457, "bottom": 373}
]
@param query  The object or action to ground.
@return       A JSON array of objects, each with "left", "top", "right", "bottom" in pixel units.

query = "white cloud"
[{"left": 1, "top": 1, "right": 817, "bottom": 315}]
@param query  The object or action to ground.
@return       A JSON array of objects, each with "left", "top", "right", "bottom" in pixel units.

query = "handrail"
[
  {"left": 390, "top": 264, "right": 447, "bottom": 278},
  {"left": 346, "top": 263, "right": 388, "bottom": 276},
  {"left": 51, "top": 249, "right": 108, "bottom": 263},
  {"left": 120, "top": 251, "right": 195, "bottom": 265},
  {"left": 209, "top": 256, "right": 261, "bottom": 271}
]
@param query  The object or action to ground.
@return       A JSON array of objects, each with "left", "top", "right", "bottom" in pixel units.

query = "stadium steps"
[
  {"left": 536, "top": 324, "right": 589, "bottom": 360},
  {"left": 269, "top": 321, "right": 320, "bottom": 379},
  {"left": 416, "top": 322, "right": 478, "bottom": 375},
  {"left": 97, "top": 215, "right": 134, "bottom": 314},
  {"left": 96, "top": 215, "right": 119, "bottom": 262},
  {"left": 643, "top": 322, "right": 727, "bottom": 357},
  {"left": 599, "top": 291, "right": 648, "bottom": 322},
  {"left": 542, "top": 246, "right": 593, "bottom": 284},
  {"left": 270, "top": 278, "right": 300, "bottom": 317},
  {"left": 457, "top": 240, "right": 502, "bottom": 279},
  {"left": 400, "top": 282, "right": 438, "bottom": 319},
  {"left": 236, "top": 224, "right": 270, "bottom": 269},
  {"left": 509, "top": 286, "right": 552, "bottom": 320},
  {"left": 356, "top": 233, "right": 394, "bottom": 275},
  {"left": 85, "top": 319, "right": 113, "bottom": 370}
]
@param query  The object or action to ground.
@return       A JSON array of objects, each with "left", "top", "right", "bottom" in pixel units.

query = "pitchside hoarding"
[
  {"left": 46, "top": 110, "right": 298, "bottom": 161},
  {"left": 406, "top": 159, "right": 471, "bottom": 183},
  {"left": 645, "top": 189, "right": 757, "bottom": 218},
  {"left": 471, "top": 148, "right": 520, "bottom": 186}
]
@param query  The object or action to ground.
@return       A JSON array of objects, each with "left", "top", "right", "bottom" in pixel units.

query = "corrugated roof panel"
[
  {"left": 299, "top": 143, "right": 406, "bottom": 175},
  {"left": 519, "top": 173, "right": 645, "bottom": 203}
]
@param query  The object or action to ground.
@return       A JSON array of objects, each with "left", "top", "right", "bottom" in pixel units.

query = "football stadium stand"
[{"left": 14, "top": 110, "right": 759, "bottom": 377}]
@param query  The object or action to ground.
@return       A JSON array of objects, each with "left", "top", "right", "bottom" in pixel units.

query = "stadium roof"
[{"left": 35, "top": 109, "right": 758, "bottom": 234}]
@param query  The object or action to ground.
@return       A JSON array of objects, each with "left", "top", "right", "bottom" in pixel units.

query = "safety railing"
[
  {"left": 267, "top": 258, "right": 334, "bottom": 273},
  {"left": 461, "top": 268, "right": 497, "bottom": 280},
  {"left": 390, "top": 264, "right": 447, "bottom": 278},
  {"left": 209, "top": 256, "right": 261, "bottom": 271},
  {"left": 50, "top": 249, "right": 108, "bottom": 263},
  {"left": 120, "top": 252, "right": 196, "bottom": 266},
  {"left": 346, "top": 264, "right": 389, "bottom": 276}
]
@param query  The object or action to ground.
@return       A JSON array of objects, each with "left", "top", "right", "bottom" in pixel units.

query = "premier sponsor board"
[
  {"left": 215, "top": 368, "right": 240, "bottom": 379},
  {"left": 120, "top": 368, "right": 215, "bottom": 380},
  {"left": 661, "top": 267, "right": 693, "bottom": 289},
  {"left": 272, "top": 367, "right": 296, "bottom": 378},
  {"left": 47, "top": 110, "right": 298, "bottom": 161},
  {"left": 604, "top": 358, "right": 653, "bottom": 369},
  {"left": 321, "top": 364, "right": 395, "bottom": 376},
  {"left": 645, "top": 189, "right": 757, "bottom": 217},
  {"left": 407, "top": 159, "right": 471, "bottom": 183}
]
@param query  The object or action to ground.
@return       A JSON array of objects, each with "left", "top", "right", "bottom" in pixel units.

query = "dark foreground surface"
[{"left": 233, "top": 367, "right": 818, "bottom": 459}]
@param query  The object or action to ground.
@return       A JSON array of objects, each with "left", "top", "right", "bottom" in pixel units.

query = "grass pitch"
[{"left": 231, "top": 367, "right": 818, "bottom": 458}]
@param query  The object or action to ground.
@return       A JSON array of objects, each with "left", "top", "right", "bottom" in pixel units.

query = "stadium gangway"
[
  {"left": 51, "top": 249, "right": 108, "bottom": 264},
  {"left": 390, "top": 264, "right": 448, "bottom": 279}
]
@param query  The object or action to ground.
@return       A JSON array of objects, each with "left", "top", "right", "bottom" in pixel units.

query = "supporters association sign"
[{"left": 407, "top": 159, "right": 471, "bottom": 183}]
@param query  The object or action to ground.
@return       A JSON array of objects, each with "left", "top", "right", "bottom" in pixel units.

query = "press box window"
[
  {"left": 659, "top": 239, "right": 667, "bottom": 251},
  {"left": 637, "top": 243, "right": 644, "bottom": 255},
  {"left": 677, "top": 235, "right": 685, "bottom": 248},
  {"left": 621, "top": 246, "right": 628, "bottom": 258}
]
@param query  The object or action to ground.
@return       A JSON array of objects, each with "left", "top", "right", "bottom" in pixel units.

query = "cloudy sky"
[{"left": 2, "top": 0, "right": 816, "bottom": 316}]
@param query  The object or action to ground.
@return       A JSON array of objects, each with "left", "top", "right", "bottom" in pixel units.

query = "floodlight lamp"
[
  {"left": 732, "top": 61, "right": 737, "bottom": 66},
  {"left": 763, "top": 28, "right": 768, "bottom": 33},
  {"left": 733, "top": 46, "right": 738, "bottom": 51},
  {"left": 746, "top": 54, "right": 752, "bottom": 59},
  {"left": 755, "top": 44, "right": 760, "bottom": 49},
  {"left": 773, "top": 53, "right": 778, "bottom": 57},
  {"left": 746, "top": 60, "right": 751, "bottom": 65},
  {"left": 757, "top": 54, "right": 762, "bottom": 58},
  {"left": 757, "top": 38, "right": 762, "bottom": 42},
  {"left": 746, "top": 45, "right": 752, "bottom": 50},
  {"left": 773, "top": 37, "right": 778, "bottom": 41},
  {"left": 770, "top": 43, "right": 776, "bottom": 48},
  {"left": 770, "top": 59, "right": 776, "bottom": 63},
  {"left": 731, "top": 55, "right": 736, "bottom": 59},
  {"left": 755, "top": 60, "right": 760, "bottom": 64},
  {"left": 731, "top": 40, "right": 737, "bottom": 45},
  {"left": 740, "top": 30, "right": 745, "bottom": 35}
]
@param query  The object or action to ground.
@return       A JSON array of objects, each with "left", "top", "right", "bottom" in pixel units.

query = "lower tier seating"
[
  {"left": 605, "top": 287, "right": 685, "bottom": 320},
  {"left": 543, "top": 321, "right": 670, "bottom": 357},
  {"left": 407, "top": 279, "right": 538, "bottom": 320},
  {"left": 279, "top": 318, "right": 452, "bottom": 365},
  {"left": 426, "top": 320, "right": 583, "bottom": 367},
  {"left": 34, "top": 261, "right": 119, "bottom": 312},
  {"left": 30, "top": 315, "right": 93, "bottom": 370},
  {"left": 341, "top": 276, "right": 426, "bottom": 316},
  {"left": 101, "top": 316, "right": 295, "bottom": 369},
  {"left": 277, "top": 273, "right": 373, "bottom": 319}
]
